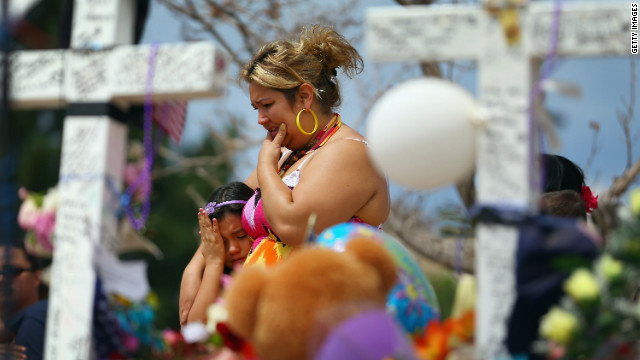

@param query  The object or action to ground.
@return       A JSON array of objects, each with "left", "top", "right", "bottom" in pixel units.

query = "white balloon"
[{"left": 366, "top": 78, "right": 483, "bottom": 190}]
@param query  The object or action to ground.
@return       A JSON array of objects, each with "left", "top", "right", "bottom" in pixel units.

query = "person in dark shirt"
[
  {"left": 506, "top": 154, "right": 598, "bottom": 359},
  {"left": 0, "top": 240, "right": 46, "bottom": 360},
  {"left": 9, "top": 299, "right": 47, "bottom": 360}
]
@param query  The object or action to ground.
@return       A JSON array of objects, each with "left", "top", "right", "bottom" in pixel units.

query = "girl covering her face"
[{"left": 179, "top": 182, "right": 254, "bottom": 326}]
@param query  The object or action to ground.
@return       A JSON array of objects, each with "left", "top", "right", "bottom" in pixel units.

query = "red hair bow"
[{"left": 581, "top": 185, "right": 598, "bottom": 213}]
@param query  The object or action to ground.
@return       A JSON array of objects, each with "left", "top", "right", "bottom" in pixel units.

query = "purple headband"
[{"left": 204, "top": 200, "right": 247, "bottom": 215}]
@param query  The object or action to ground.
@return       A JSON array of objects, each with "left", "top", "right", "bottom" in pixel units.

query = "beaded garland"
[{"left": 277, "top": 113, "right": 342, "bottom": 177}]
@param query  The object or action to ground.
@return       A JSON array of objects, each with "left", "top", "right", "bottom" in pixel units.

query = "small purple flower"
[{"left": 204, "top": 202, "right": 217, "bottom": 215}]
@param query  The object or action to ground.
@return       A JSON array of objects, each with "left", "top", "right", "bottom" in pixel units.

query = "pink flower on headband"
[{"left": 581, "top": 186, "right": 598, "bottom": 213}]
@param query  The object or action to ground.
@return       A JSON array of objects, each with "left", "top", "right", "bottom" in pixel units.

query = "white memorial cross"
[
  {"left": 366, "top": 1, "right": 629, "bottom": 358},
  {"left": 6, "top": 0, "right": 227, "bottom": 358}
]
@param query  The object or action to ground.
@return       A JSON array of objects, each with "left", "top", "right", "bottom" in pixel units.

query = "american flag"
[{"left": 153, "top": 100, "right": 188, "bottom": 145}]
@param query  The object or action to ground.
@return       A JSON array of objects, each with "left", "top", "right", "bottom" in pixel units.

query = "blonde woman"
[{"left": 240, "top": 25, "right": 390, "bottom": 266}]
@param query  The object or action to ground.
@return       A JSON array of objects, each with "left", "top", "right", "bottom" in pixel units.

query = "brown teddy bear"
[{"left": 224, "top": 237, "right": 401, "bottom": 360}]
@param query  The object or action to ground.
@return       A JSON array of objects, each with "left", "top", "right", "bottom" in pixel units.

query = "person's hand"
[
  {"left": 198, "top": 208, "right": 225, "bottom": 269},
  {"left": 258, "top": 123, "right": 287, "bottom": 172},
  {"left": 0, "top": 343, "right": 26, "bottom": 360}
]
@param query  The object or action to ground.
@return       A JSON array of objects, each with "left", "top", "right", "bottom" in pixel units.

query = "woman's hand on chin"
[{"left": 258, "top": 123, "right": 287, "bottom": 173}]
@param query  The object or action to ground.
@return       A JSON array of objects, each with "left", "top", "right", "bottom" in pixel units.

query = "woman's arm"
[
  {"left": 186, "top": 211, "right": 226, "bottom": 324},
  {"left": 258, "top": 125, "right": 387, "bottom": 246},
  {"left": 179, "top": 246, "right": 206, "bottom": 326}
]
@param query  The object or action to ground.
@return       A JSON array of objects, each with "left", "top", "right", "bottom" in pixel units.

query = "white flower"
[
  {"left": 206, "top": 302, "right": 228, "bottom": 333},
  {"left": 17, "top": 196, "right": 39, "bottom": 230},
  {"left": 181, "top": 321, "right": 210, "bottom": 344},
  {"left": 616, "top": 205, "right": 633, "bottom": 222},
  {"left": 41, "top": 187, "right": 59, "bottom": 212}
]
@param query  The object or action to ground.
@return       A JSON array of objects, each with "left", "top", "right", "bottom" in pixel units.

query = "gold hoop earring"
[{"left": 296, "top": 108, "right": 318, "bottom": 135}]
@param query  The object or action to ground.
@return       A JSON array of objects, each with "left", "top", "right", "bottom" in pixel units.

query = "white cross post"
[
  {"left": 366, "top": 2, "right": 630, "bottom": 358},
  {"left": 6, "top": 0, "right": 227, "bottom": 358}
]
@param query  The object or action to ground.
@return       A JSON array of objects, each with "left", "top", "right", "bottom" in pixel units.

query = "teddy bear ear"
[
  {"left": 345, "top": 237, "right": 397, "bottom": 294},
  {"left": 224, "top": 266, "right": 269, "bottom": 340}
]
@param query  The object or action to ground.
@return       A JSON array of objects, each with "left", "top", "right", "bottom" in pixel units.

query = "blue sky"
[{"left": 141, "top": 0, "right": 639, "bottom": 210}]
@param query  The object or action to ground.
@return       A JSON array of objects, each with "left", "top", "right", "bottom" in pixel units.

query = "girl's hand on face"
[
  {"left": 258, "top": 123, "right": 286, "bottom": 172},
  {"left": 198, "top": 208, "right": 225, "bottom": 268}
]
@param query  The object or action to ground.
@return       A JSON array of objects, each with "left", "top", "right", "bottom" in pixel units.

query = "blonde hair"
[{"left": 242, "top": 25, "right": 363, "bottom": 113}]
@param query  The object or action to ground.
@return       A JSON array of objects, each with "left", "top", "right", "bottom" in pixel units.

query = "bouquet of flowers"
[
  {"left": 17, "top": 186, "right": 58, "bottom": 258},
  {"left": 415, "top": 274, "right": 476, "bottom": 360},
  {"left": 17, "top": 183, "right": 163, "bottom": 260},
  {"left": 160, "top": 300, "right": 257, "bottom": 360},
  {"left": 535, "top": 188, "right": 640, "bottom": 359},
  {"left": 92, "top": 290, "right": 254, "bottom": 360}
]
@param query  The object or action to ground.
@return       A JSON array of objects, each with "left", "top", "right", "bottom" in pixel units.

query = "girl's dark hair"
[
  {"left": 539, "top": 154, "right": 588, "bottom": 220},
  {"left": 541, "top": 154, "right": 585, "bottom": 193},
  {"left": 206, "top": 182, "right": 254, "bottom": 221}
]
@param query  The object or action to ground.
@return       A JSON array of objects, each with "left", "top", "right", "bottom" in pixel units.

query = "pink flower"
[
  {"left": 33, "top": 212, "right": 55, "bottom": 252},
  {"left": 162, "top": 329, "right": 184, "bottom": 347},
  {"left": 124, "top": 162, "right": 146, "bottom": 201},
  {"left": 549, "top": 342, "right": 566, "bottom": 359},
  {"left": 17, "top": 197, "right": 40, "bottom": 230},
  {"left": 122, "top": 334, "right": 140, "bottom": 353},
  {"left": 124, "top": 162, "right": 145, "bottom": 186}
]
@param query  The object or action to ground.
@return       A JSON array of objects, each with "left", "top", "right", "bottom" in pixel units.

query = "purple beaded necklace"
[{"left": 125, "top": 43, "right": 159, "bottom": 230}]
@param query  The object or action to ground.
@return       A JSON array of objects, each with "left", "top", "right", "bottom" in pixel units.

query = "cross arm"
[
  {"left": 366, "top": 3, "right": 629, "bottom": 64},
  {"left": 366, "top": 5, "right": 482, "bottom": 63},
  {"left": 525, "top": 3, "right": 629, "bottom": 57},
  {"left": 8, "top": 50, "right": 67, "bottom": 109},
  {"left": 108, "top": 41, "right": 228, "bottom": 104},
  {"left": 7, "top": 41, "right": 228, "bottom": 109}
]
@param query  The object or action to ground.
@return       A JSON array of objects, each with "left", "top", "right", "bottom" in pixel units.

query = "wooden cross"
[
  {"left": 366, "top": 1, "right": 629, "bottom": 357},
  {"left": 7, "top": 0, "right": 227, "bottom": 358}
]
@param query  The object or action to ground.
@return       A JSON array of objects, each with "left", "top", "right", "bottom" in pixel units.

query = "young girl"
[{"left": 179, "top": 182, "right": 254, "bottom": 326}]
